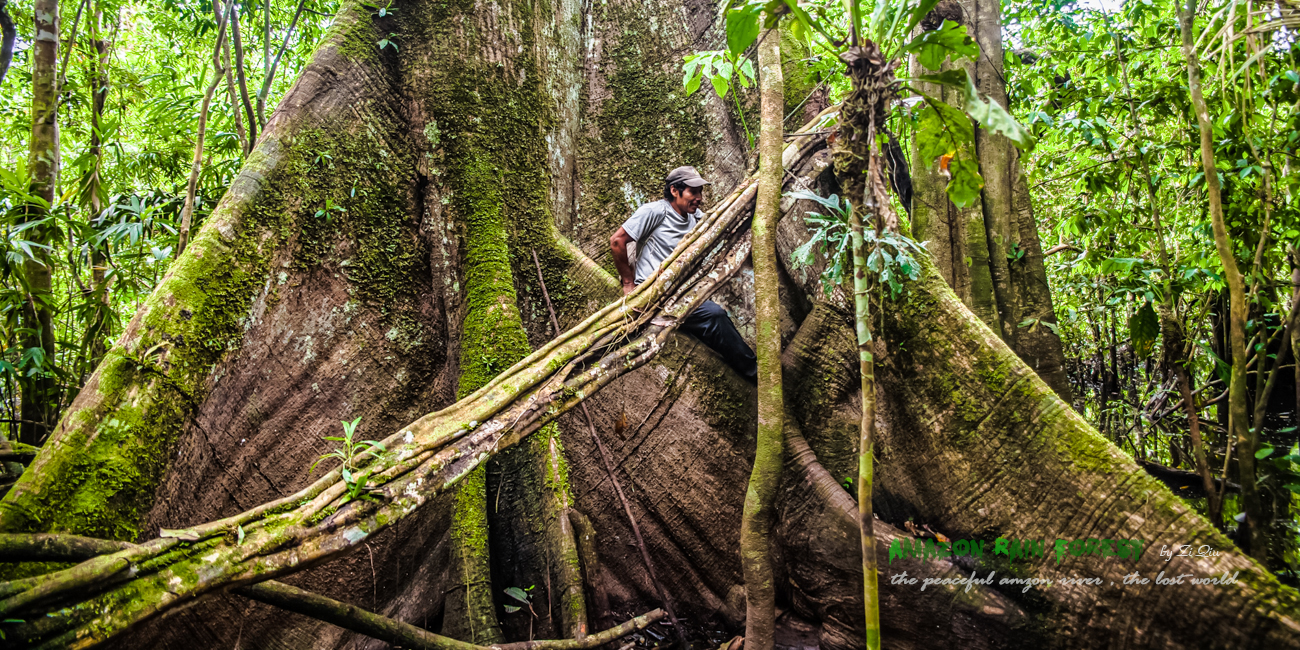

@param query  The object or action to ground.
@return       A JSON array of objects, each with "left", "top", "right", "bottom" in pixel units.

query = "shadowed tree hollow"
[{"left": 0, "top": 1, "right": 1297, "bottom": 649}]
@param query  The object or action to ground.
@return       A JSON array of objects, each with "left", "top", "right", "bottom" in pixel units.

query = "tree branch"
[
  {"left": 0, "top": 534, "right": 662, "bottom": 650},
  {"left": 256, "top": 0, "right": 307, "bottom": 128},
  {"left": 1043, "top": 244, "right": 1081, "bottom": 257}
]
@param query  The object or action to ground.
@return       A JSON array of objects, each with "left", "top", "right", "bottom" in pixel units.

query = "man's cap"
[{"left": 665, "top": 166, "right": 712, "bottom": 188}]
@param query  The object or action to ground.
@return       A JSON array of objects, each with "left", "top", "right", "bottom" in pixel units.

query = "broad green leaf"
[
  {"left": 682, "top": 57, "right": 701, "bottom": 84},
  {"left": 505, "top": 586, "right": 530, "bottom": 603},
  {"left": 1128, "top": 301, "right": 1159, "bottom": 358},
  {"left": 915, "top": 93, "right": 983, "bottom": 207},
  {"left": 1256, "top": 446, "right": 1275, "bottom": 459},
  {"left": 904, "top": 20, "right": 979, "bottom": 71},
  {"left": 504, "top": 605, "right": 521, "bottom": 614},
  {"left": 711, "top": 74, "right": 730, "bottom": 98},
  {"left": 914, "top": 94, "right": 973, "bottom": 164},
  {"left": 946, "top": 155, "right": 984, "bottom": 208},
  {"left": 685, "top": 70, "right": 704, "bottom": 95},
  {"left": 726, "top": 6, "right": 761, "bottom": 57},
  {"left": 918, "top": 69, "right": 1035, "bottom": 150}
]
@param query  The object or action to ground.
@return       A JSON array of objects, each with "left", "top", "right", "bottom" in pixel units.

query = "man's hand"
[{"left": 610, "top": 226, "right": 639, "bottom": 295}]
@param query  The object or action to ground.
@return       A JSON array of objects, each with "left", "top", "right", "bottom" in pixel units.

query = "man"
[{"left": 610, "top": 166, "right": 758, "bottom": 385}]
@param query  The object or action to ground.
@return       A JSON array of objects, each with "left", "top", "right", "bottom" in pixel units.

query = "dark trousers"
[{"left": 680, "top": 300, "right": 758, "bottom": 385}]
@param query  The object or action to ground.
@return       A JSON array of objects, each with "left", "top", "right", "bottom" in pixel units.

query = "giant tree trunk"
[
  {"left": 910, "top": 0, "right": 1072, "bottom": 401},
  {"left": 1, "top": 1, "right": 1298, "bottom": 649}
]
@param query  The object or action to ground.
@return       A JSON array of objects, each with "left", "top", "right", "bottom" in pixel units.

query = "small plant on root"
[{"left": 312, "top": 416, "right": 387, "bottom": 503}]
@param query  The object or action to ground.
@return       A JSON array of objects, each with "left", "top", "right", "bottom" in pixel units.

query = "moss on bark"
[{"left": 0, "top": 4, "right": 421, "bottom": 549}]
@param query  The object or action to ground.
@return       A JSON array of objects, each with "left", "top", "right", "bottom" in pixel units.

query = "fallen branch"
[
  {"left": 1136, "top": 460, "right": 1239, "bottom": 496},
  {"left": 0, "top": 534, "right": 662, "bottom": 650},
  {"left": 1043, "top": 244, "right": 1081, "bottom": 257},
  {"left": 242, "top": 580, "right": 665, "bottom": 650}
]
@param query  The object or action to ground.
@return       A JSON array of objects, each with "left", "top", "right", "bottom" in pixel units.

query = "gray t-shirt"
[{"left": 622, "top": 199, "right": 703, "bottom": 284}]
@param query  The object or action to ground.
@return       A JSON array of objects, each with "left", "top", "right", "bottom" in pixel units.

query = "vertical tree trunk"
[
  {"left": 177, "top": 0, "right": 233, "bottom": 257},
  {"left": 0, "top": 0, "right": 15, "bottom": 88},
  {"left": 228, "top": 4, "right": 258, "bottom": 153},
  {"left": 908, "top": 56, "right": 999, "bottom": 333},
  {"left": 83, "top": 5, "right": 111, "bottom": 377},
  {"left": 1178, "top": 0, "right": 1263, "bottom": 560},
  {"left": 910, "top": 1, "right": 1071, "bottom": 400},
  {"left": 740, "top": 22, "right": 784, "bottom": 650},
  {"left": 21, "top": 0, "right": 61, "bottom": 446}
]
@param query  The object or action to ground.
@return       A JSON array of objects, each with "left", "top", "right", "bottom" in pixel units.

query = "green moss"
[
  {"left": 401, "top": 0, "right": 586, "bottom": 638},
  {"left": 578, "top": 9, "right": 710, "bottom": 264},
  {"left": 0, "top": 42, "right": 425, "bottom": 545},
  {"left": 781, "top": 25, "right": 818, "bottom": 128}
]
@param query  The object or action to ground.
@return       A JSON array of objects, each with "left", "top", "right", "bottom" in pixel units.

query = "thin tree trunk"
[
  {"left": 228, "top": 3, "right": 258, "bottom": 152},
  {"left": 833, "top": 33, "right": 893, "bottom": 650},
  {"left": 263, "top": 0, "right": 270, "bottom": 79},
  {"left": 83, "top": 5, "right": 111, "bottom": 377},
  {"left": 177, "top": 0, "right": 234, "bottom": 257},
  {"left": 221, "top": 21, "right": 249, "bottom": 156},
  {"left": 257, "top": 0, "right": 306, "bottom": 128},
  {"left": 1178, "top": 0, "right": 1263, "bottom": 560},
  {"left": 847, "top": 189, "right": 881, "bottom": 650},
  {"left": 20, "top": 0, "right": 61, "bottom": 447},
  {"left": 0, "top": 0, "right": 15, "bottom": 88},
  {"left": 740, "top": 22, "right": 784, "bottom": 650}
]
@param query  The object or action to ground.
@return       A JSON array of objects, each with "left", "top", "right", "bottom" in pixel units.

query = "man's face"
[{"left": 671, "top": 185, "right": 704, "bottom": 216}]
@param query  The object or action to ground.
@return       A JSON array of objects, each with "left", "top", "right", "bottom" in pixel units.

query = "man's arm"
[{"left": 610, "top": 226, "right": 637, "bottom": 295}]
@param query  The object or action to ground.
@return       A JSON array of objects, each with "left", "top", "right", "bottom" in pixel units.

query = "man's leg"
[{"left": 680, "top": 300, "right": 758, "bottom": 385}]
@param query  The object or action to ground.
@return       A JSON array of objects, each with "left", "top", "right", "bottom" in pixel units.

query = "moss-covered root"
[
  {"left": 740, "top": 23, "right": 785, "bottom": 650},
  {"left": 445, "top": 465, "right": 504, "bottom": 644},
  {"left": 774, "top": 154, "right": 1300, "bottom": 646},
  {"left": 445, "top": 136, "right": 586, "bottom": 642},
  {"left": 855, "top": 250, "right": 1300, "bottom": 647},
  {"left": 0, "top": 1, "right": 396, "bottom": 546}
]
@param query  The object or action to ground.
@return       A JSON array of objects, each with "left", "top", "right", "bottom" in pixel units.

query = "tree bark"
[
  {"left": 0, "top": 0, "right": 15, "bottom": 88},
  {"left": 82, "top": 5, "right": 112, "bottom": 379},
  {"left": 775, "top": 131, "right": 1300, "bottom": 650},
  {"left": 20, "top": 0, "right": 61, "bottom": 446},
  {"left": 911, "top": 0, "right": 1072, "bottom": 401},
  {"left": 740, "top": 22, "right": 784, "bottom": 650}
]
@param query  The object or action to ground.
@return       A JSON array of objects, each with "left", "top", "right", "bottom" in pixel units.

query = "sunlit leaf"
[
  {"left": 918, "top": 69, "right": 1035, "bottom": 150},
  {"left": 904, "top": 20, "right": 979, "bottom": 71},
  {"left": 725, "top": 5, "right": 761, "bottom": 58}
]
